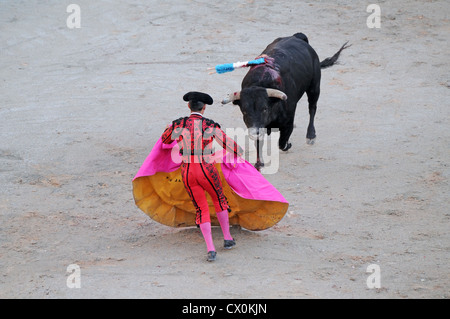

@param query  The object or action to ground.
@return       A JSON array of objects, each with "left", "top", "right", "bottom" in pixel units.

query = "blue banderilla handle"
[
  {"left": 213, "top": 58, "right": 266, "bottom": 74},
  {"left": 215, "top": 63, "right": 235, "bottom": 74}
]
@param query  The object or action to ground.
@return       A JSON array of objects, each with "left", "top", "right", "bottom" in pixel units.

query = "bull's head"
[{"left": 222, "top": 87, "right": 287, "bottom": 140}]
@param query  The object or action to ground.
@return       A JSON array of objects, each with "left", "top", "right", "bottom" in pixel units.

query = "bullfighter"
[{"left": 161, "top": 91, "right": 244, "bottom": 262}]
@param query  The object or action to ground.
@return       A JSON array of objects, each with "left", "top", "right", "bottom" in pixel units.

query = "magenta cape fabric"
[{"left": 133, "top": 138, "right": 288, "bottom": 204}]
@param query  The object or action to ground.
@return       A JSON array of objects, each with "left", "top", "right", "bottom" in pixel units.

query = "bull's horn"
[
  {"left": 221, "top": 91, "right": 241, "bottom": 104},
  {"left": 266, "top": 88, "right": 287, "bottom": 101}
]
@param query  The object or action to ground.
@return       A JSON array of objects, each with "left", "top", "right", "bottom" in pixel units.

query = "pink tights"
[{"left": 199, "top": 210, "right": 233, "bottom": 252}]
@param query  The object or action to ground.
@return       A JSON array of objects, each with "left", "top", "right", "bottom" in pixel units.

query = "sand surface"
[{"left": 1, "top": 0, "right": 449, "bottom": 298}]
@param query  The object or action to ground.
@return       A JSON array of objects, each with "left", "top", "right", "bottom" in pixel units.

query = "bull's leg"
[
  {"left": 279, "top": 122, "right": 293, "bottom": 151},
  {"left": 255, "top": 138, "right": 264, "bottom": 171},
  {"left": 306, "top": 86, "right": 320, "bottom": 144}
]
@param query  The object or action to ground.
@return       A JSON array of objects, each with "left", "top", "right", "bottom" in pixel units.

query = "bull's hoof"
[
  {"left": 255, "top": 162, "right": 264, "bottom": 171},
  {"left": 281, "top": 142, "right": 292, "bottom": 152},
  {"left": 306, "top": 138, "right": 316, "bottom": 145}
]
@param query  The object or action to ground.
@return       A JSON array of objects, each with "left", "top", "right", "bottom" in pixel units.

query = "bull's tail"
[{"left": 320, "top": 41, "right": 351, "bottom": 69}]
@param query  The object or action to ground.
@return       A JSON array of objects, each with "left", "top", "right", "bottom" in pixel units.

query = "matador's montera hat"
[{"left": 183, "top": 91, "right": 213, "bottom": 105}]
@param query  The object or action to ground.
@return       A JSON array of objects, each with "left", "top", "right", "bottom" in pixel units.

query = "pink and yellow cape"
[{"left": 132, "top": 138, "right": 289, "bottom": 231}]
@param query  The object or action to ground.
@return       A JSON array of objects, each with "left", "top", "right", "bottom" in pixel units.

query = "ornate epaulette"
[
  {"left": 203, "top": 117, "right": 221, "bottom": 129},
  {"left": 172, "top": 117, "right": 188, "bottom": 127}
]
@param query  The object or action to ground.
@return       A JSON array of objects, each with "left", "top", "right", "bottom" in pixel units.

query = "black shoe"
[
  {"left": 224, "top": 239, "right": 236, "bottom": 250},
  {"left": 207, "top": 251, "right": 217, "bottom": 262}
]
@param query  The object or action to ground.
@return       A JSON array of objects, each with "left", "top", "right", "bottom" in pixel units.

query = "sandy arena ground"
[{"left": 1, "top": 0, "right": 449, "bottom": 299}]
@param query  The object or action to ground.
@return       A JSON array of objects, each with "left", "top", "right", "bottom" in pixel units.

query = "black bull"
[{"left": 222, "top": 32, "right": 350, "bottom": 170}]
